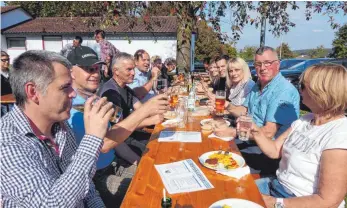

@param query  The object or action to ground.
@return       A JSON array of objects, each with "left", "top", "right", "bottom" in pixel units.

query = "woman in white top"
[
  {"left": 225, "top": 57, "right": 255, "bottom": 106},
  {"left": 243, "top": 64, "right": 347, "bottom": 208}
]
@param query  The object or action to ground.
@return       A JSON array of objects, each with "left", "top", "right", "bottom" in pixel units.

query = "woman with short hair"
[
  {"left": 225, "top": 57, "right": 255, "bottom": 106},
  {"left": 248, "top": 64, "right": 347, "bottom": 208}
]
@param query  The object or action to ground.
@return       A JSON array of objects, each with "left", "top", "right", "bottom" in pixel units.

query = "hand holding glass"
[
  {"left": 237, "top": 112, "right": 252, "bottom": 141},
  {"left": 73, "top": 89, "right": 123, "bottom": 123}
]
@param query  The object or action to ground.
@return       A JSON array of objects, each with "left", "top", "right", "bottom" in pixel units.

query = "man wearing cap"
[{"left": 67, "top": 46, "right": 169, "bottom": 207}]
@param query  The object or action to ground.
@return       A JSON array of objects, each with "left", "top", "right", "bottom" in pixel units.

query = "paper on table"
[
  {"left": 162, "top": 118, "right": 182, "bottom": 127},
  {"left": 155, "top": 159, "right": 214, "bottom": 194},
  {"left": 208, "top": 133, "right": 234, "bottom": 141},
  {"left": 158, "top": 131, "right": 202, "bottom": 143},
  {"left": 216, "top": 166, "right": 250, "bottom": 179}
]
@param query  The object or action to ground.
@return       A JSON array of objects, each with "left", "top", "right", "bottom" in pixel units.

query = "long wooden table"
[{"left": 121, "top": 115, "right": 265, "bottom": 208}]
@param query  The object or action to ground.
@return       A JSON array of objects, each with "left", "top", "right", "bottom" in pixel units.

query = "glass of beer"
[
  {"left": 73, "top": 89, "right": 123, "bottom": 123},
  {"left": 215, "top": 90, "right": 226, "bottom": 116},
  {"left": 237, "top": 112, "right": 253, "bottom": 141}
]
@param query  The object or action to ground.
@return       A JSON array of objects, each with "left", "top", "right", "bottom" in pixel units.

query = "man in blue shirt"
[
  {"left": 215, "top": 46, "right": 300, "bottom": 176},
  {"left": 127, "top": 49, "right": 161, "bottom": 102},
  {"left": 67, "top": 46, "right": 169, "bottom": 207}
]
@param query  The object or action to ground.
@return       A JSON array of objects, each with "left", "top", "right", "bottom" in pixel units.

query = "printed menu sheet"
[
  {"left": 155, "top": 159, "right": 214, "bottom": 194},
  {"left": 158, "top": 131, "right": 202, "bottom": 143}
]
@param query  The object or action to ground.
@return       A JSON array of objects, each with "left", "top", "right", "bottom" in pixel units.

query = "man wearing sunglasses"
[
  {"left": 1, "top": 50, "right": 12, "bottom": 96},
  {"left": 67, "top": 46, "right": 168, "bottom": 207},
  {"left": 215, "top": 46, "right": 300, "bottom": 177}
]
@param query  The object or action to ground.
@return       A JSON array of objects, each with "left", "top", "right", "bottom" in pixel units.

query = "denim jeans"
[{"left": 256, "top": 177, "right": 296, "bottom": 198}]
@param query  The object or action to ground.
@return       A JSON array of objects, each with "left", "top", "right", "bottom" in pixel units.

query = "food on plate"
[
  {"left": 163, "top": 111, "right": 177, "bottom": 120},
  {"left": 222, "top": 205, "right": 232, "bottom": 208},
  {"left": 205, "top": 158, "right": 218, "bottom": 168},
  {"left": 204, "top": 152, "right": 239, "bottom": 170},
  {"left": 201, "top": 119, "right": 229, "bottom": 129}
]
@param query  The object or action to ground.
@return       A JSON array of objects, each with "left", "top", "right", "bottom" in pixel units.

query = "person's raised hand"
[
  {"left": 84, "top": 96, "right": 114, "bottom": 139},
  {"left": 151, "top": 67, "right": 161, "bottom": 79},
  {"left": 142, "top": 93, "right": 170, "bottom": 117}
]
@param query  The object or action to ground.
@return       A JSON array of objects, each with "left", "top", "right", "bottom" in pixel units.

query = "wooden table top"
[
  {"left": 1, "top": 94, "right": 15, "bottom": 104},
  {"left": 121, "top": 116, "right": 265, "bottom": 208}
]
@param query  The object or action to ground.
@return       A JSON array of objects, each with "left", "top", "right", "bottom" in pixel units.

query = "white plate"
[
  {"left": 200, "top": 118, "right": 230, "bottom": 127},
  {"left": 199, "top": 151, "right": 245, "bottom": 171},
  {"left": 209, "top": 198, "right": 264, "bottom": 208}
]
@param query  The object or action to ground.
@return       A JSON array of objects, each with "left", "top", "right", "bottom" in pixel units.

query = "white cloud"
[{"left": 312, "top": 29, "right": 324, "bottom": 33}]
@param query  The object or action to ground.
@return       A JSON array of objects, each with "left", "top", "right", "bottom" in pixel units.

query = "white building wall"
[{"left": 2, "top": 34, "right": 177, "bottom": 63}]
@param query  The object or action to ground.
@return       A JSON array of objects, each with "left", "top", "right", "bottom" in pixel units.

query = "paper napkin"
[
  {"left": 216, "top": 166, "right": 251, "bottom": 180},
  {"left": 208, "top": 133, "right": 234, "bottom": 141}
]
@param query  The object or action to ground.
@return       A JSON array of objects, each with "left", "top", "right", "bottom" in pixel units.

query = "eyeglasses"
[
  {"left": 254, "top": 60, "right": 278, "bottom": 68},
  {"left": 79, "top": 65, "right": 101, "bottom": 73},
  {"left": 1, "top": 59, "right": 10, "bottom": 62}
]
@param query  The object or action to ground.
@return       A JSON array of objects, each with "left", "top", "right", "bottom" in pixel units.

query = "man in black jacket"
[{"left": 1, "top": 51, "right": 12, "bottom": 96}]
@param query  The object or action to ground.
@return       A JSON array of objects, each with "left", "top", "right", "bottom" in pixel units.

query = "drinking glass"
[
  {"left": 176, "top": 98, "right": 187, "bottom": 128},
  {"left": 237, "top": 112, "right": 253, "bottom": 141},
  {"left": 153, "top": 79, "right": 168, "bottom": 95},
  {"left": 215, "top": 90, "right": 226, "bottom": 116},
  {"left": 73, "top": 88, "right": 123, "bottom": 123},
  {"left": 168, "top": 86, "right": 179, "bottom": 109}
]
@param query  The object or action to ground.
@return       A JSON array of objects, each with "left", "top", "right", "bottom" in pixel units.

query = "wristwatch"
[{"left": 274, "top": 198, "right": 285, "bottom": 208}]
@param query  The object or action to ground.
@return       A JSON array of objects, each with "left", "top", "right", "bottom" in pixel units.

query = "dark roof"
[
  {"left": 1, "top": 5, "right": 21, "bottom": 14},
  {"left": 3, "top": 16, "right": 177, "bottom": 34}
]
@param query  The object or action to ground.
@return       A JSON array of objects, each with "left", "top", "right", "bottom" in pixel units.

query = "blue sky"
[{"left": 220, "top": 2, "right": 346, "bottom": 51}]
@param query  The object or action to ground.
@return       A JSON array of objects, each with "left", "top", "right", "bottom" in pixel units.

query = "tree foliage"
[
  {"left": 195, "top": 21, "right": 237, "bottom": 61},
  {"left": 276, "top": 43, "right": 295, "bottom": 59},
  {"left": 308, "top": 45, "right": 328, "bottom": 58},
  {"left": 6, "top": 1, "right": 347, "bottom": 71},
  {"left": 239, "top": 46, "right": 257, "bottom": 61},
  {"left": 331, "top": 24, "right": 347, "bottom": 58}
]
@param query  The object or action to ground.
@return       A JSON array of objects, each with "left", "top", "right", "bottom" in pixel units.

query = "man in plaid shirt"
[{"left": 0, "top": 50, "right": 114, "bottom": 207}]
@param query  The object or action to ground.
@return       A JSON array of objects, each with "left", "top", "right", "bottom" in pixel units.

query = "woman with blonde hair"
[
  {"left": 225, "top": 57, "right": 255, "bottom": 106},
  {"left": 247, "top": 64, "right": 347, "bottom": 208}
]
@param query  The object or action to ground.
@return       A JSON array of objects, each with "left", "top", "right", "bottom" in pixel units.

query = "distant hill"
[{"left": 293, "top": 48, "right": 332, "bottom": 57}]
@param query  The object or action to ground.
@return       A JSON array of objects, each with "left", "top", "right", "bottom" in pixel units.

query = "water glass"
[
  {"left": 176, "top": 98, "right": 187, "bottom": 128},
  {"left": 237, "top": 112, "right": 252, "bottom": 141},
  {"left": 73, "top": 88, "right": 123, "bottom": 123}
]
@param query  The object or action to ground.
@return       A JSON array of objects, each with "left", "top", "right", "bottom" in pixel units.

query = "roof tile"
[{"left": 3, "top": 16, "right": 177, "bottom": 34}]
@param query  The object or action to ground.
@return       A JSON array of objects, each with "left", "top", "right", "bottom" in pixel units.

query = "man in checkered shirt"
[{"left": 0, "top": 50, "right": 114, "bottom": 207}]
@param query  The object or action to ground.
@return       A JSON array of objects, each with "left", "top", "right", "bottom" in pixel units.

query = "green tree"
[
  {"left": 276, "top": 43, "right": 295, "bottom": 59},
  {"left": 239, "top": 46, "right": 257, "bottom": 61},
  {"left": 331, "top": 24, "right": 347, "bottom": 58},
  {"left": 6, "top": 1, "right": 347, "bottom": 72},
  {"left": 221, "top": 44, "right": 238, "bottom": 58},
  {"left": 309, "top": 45, "right": 328, "bottom": 58}
]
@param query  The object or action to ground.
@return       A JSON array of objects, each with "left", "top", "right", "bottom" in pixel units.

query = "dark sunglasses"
[
  {"left": 79, "top": 65, "right": 101, "bottom": 73},
  {"left": 1, "top": 59, "right": 10, "bottom": 62},
  {"left": 299, "top": 82, "right": 305, "bottom": 91}
]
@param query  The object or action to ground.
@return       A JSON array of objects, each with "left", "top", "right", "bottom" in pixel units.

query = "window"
[
  {"left": 7, "top": 37, "right": 26, "bottom": 49},
  {"left": 43, "top": 36, "right": 62, "bottom": 53}
]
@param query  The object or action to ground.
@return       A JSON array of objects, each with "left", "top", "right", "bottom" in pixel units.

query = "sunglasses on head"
[{"left": 79, "top": 65, "right": 101, "bottom": 73}]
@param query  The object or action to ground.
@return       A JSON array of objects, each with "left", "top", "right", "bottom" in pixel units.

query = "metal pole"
[{"left": 260, "top": 16, "right": 266, "bottom": 47}]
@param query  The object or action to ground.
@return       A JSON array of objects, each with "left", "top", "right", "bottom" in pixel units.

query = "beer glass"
[
  {"left": 237, "top": 112, "right": 253, "bottom": 141},
  {"left": 73, "top": 89, "right": 123, "bottom": 123},
  {"left": 215, "top": 90, "right": 226, "bottom": 116},
  {"left": 153, "top": 79, "right": 168, "bottom": 95}
]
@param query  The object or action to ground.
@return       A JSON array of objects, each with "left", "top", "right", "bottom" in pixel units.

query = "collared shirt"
[
  {"left": 68, "top": 94, "right": 115, "bottom": 170},
  {"left": 242, "top": 73, "right": 300, "bottom": 153},
  {"left": 127, "top": 67, "right": 155, "bottom": 102},
  {"left": 98, "top": 39, "right": 120, "bottom": 62},
  {"left": 0, "top": 105, "right": 105, "bottom": 207}
]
